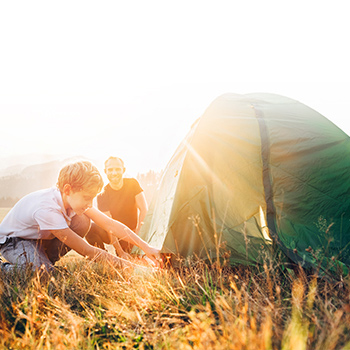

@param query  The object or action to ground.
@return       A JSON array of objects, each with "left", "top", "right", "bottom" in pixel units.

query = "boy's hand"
[{"left": 97, "top": 250, "right": 124, "bottom": 268}]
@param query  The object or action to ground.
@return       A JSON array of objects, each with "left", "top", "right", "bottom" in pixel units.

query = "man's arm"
[
  {"left": 85, "top": 207, "right": 161, "bottom": 266},
  {"left": 135, "top": 192, "right": 148, "bottom": 234}
]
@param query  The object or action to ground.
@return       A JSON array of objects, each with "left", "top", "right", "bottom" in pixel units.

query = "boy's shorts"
[
  {"left": 0, "top": 214, "right": 90, "bottom": 271},
  {"left": 0, "top": 237, "right": 56, "bottom": 270}
]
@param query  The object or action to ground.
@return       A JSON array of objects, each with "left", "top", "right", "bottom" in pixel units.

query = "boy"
[{"left": 0, "top": 161, "right": 161, "bottom": 271}]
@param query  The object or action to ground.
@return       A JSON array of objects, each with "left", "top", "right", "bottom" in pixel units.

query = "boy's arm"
[
  {"left": 85, "top": 207, "right": 162, "bottom": 266},
  {"left": 50, "top": 227, "right": 128, "bottom": 267}
]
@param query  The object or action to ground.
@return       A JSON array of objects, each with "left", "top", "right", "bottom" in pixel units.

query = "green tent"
[{"left": 139, "top": 93, "right": 350, "bottom": 274}]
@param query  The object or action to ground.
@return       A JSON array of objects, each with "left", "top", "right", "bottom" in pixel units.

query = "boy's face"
[
  {"left": 104, "top": 158, "right": 125, "bottom": 185},
  {"left": 65, "top": 187, "right": 96, "bottom": 215}
]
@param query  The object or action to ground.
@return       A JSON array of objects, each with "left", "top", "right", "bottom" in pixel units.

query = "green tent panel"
[{"left": 139, "top": 93, "right": 350, "bottom": 274}]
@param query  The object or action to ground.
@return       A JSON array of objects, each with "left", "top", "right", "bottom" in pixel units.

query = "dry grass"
[
  {"left": 1, "top": 206, "right": 349, "bottom": 348},
  {"left": 1, "top": 253, "right": 350, "bottom": 350}
]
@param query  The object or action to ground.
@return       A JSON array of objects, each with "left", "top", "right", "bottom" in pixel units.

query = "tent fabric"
[{"left": 139, "top": 93, "right": 350, "bottom": 274}]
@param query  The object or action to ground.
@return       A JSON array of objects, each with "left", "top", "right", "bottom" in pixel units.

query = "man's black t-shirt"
[{"left": 97, "top": 178, "right": 143, "bottom": 230}]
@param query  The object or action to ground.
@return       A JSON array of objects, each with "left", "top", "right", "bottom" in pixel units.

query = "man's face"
[{"left": 104, "top": 158, "right": 125, "bottom": 184}]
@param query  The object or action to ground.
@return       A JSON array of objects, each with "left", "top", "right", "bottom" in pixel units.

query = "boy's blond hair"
[{"left": 57, "top": 161, "right": 104, "bottom": 194}]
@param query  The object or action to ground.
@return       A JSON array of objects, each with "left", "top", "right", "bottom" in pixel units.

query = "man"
[{"left": 85, "top": 157, "right": 148, "bottom": 256}]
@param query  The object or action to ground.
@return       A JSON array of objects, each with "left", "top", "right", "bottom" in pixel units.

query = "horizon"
[{"left": 1, "top": 89, "right": 349, "bottom": 177}]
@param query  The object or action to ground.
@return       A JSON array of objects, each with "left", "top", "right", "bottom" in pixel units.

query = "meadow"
[{"left": 1, "top": 206, "right": 350, "bottom": 349}]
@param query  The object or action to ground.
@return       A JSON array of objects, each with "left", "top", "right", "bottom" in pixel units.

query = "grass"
[
  {"left": 1, "top": 253, "right": 350, "bottom": 350},
  {"left": 1, "top": 207, "right": 350, "bottom": 349}
]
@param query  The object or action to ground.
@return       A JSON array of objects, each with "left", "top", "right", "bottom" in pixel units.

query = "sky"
[{"left": 0, "top": 0, "right": 349, "bottom": 176}]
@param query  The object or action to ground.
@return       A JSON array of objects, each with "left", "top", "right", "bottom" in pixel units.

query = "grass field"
[
  {"left": 1, "top": 252, "right": 350, "bottom": 350},
  {"left": 1, "top": 206, "right": 349, "bottom": 349}
]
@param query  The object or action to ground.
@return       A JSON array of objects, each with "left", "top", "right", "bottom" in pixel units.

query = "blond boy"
[{"left": 0, "top": 161, "right": 161, "bottom": 271}]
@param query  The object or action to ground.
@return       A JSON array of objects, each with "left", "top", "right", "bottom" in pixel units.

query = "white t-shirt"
[{"left": 0, "top": 188, "right": 75, "bottom": 244}]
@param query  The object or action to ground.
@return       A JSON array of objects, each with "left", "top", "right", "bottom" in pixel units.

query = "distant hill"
[
  {"left": 0, "top": 156, "right": 88, "bottom": 206},
  {"left": 0, "top": 153, "right": 69, "bottom": 176},
  {"left": 0, "top": 156, "right": 162, "bottom": 207}
]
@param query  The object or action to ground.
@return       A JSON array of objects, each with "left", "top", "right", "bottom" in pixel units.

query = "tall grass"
[
  {"left": 1, "top": 207, "right": 349, "bottom": 348},
  {"left": 1, "top": 252, "right": 350, "bottom": 350}
]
